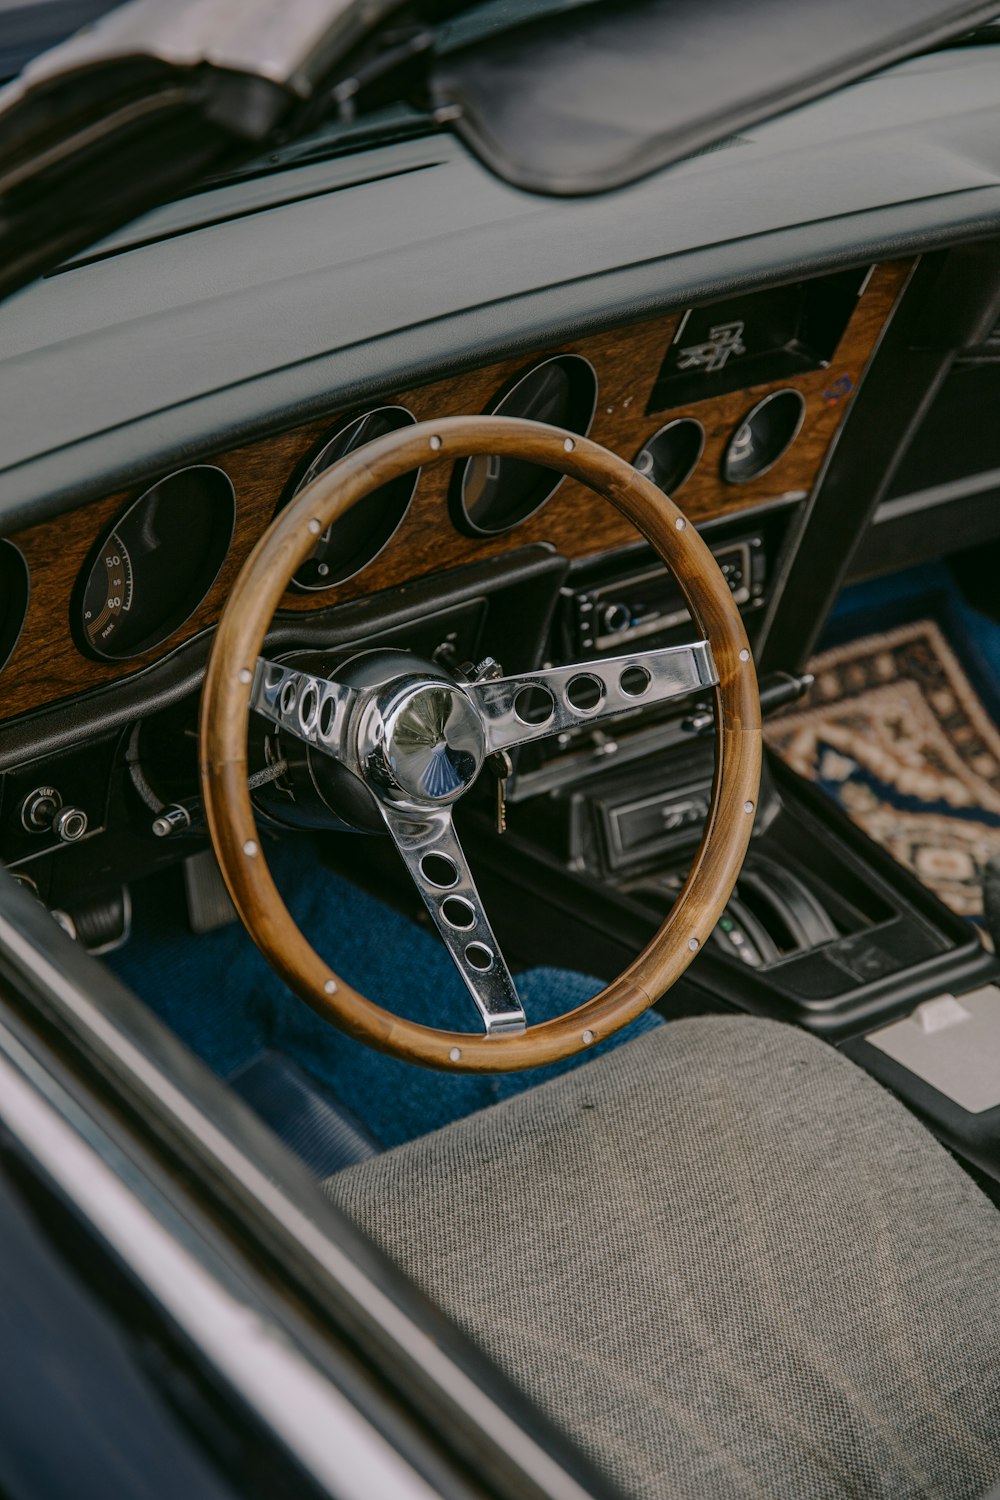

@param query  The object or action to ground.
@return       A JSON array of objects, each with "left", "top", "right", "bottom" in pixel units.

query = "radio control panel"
[{"left": 567, "top": 531, "right": 768, "bottom": 657}]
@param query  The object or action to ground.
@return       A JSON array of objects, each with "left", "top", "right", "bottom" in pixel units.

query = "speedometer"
[
  {"left": 76, "top": 465, "right": 235, "bottom": 661},
  {"left": 81, "top": 530, "right": 133, "bottom": 653}
]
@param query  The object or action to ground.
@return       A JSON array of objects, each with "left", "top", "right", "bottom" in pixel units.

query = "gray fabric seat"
[{"left": 326, "top": 1017, "right": 1000, "bottom": 1499}]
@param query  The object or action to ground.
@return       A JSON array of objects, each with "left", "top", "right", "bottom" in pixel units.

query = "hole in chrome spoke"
[
  {"left": 442, "top": 895, "right": 476, "bottom": 930},
  {"left": 280, "top": 680, "right": 297, "bottom": 714},
  {"left": 420, "top": 852, "right": 459, "bottom": 888},
  {"left": 299, "top": 686, "right": 318, "bottom": 725},
  {"left": 566, "top": 673, "right": 604, "bottom": 713},
  {"left": 514, "top": 684, "right": 555, "bottom": 726},
  {"left": 620, "top": 665, "right": 651, "bottom": 697},
  {"left": 465, "top": 942, "right": 494, "bottom": 972},
  {"left": 319, "top": 696, "right": 336, "bottom": 737}
]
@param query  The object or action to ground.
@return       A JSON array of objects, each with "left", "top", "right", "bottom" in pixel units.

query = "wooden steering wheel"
[{"left": 199, "top": 415, "right": 761, "bottom": 1071}]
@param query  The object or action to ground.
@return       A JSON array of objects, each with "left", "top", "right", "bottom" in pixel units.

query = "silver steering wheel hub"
[{"left": 362, "top": 679, "right": 487, "bottom": 806}]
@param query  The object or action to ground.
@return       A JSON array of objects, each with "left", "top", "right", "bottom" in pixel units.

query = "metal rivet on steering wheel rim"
[{"left": 199, "top": 415, "right": 761, "bottom": 1072}]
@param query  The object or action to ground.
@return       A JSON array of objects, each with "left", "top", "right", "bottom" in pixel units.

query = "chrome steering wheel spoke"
[
  {"left": 465, "top": 640, "right": 718, "bottom": 753},
  {"left": 250, "top": 657, "right": 357, "bottom": 761},
  {"left": 378, "top": 801, "right": 526, "bottom": 1036},
  {"left": 249, "top": 641, "right": 716, "bottom": 1037}
]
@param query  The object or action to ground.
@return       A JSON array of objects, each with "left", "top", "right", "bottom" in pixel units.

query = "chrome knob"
[
  {"left": 152, "top": 804, "right": 193, "bottom": 838},
  {"left": 600, "top": 602, "right": 632, "bottom": 636},
  {"left": 53, "top": 806, "right": 88, "bottom": 842}
]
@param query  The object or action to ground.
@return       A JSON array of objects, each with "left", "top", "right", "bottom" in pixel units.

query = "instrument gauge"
[
  {"left": 76, "top": 465, "right": 235, "bottom": 661},
  {"left": 722, "top": 389, "right": 806, "bottom": 484},
  {"left": 453, "top": 354, "right": 598, "bottom": 537},
  {"left": 279, "top": 405, "right": 418, "bottom": 591},
  {"left": 633, "top": 418, "right": 705, "bottom": 496},
  {"left": 0, "top": 541, "right": 29, "bottom": 674}
]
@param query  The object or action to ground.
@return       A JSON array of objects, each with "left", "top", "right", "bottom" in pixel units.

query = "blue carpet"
[{"left": 108, "top": 839, "right": 661, "bottom": 1150}]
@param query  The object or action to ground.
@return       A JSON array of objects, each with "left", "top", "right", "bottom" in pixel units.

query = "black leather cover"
[{"left": 432, "top": 0, "right": 999, "bottom": 194}]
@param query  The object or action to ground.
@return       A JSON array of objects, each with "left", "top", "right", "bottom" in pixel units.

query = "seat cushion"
[{"left": 327, "top": 1016, "right": 1000, "bottom": 1500}]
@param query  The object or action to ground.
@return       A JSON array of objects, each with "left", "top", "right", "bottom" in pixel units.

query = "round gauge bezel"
[
  {"left": 633, "top": 417, "right": 706, "bottom": 497},
  {"left": 721, "top": 388, "right": 806, "bottom": 485},
  {"left": 451, "top": 354, "right": 599, "bottom": 538},
  {"left": 0, "top": 541, "right": 30, "bottom": 675},
  {"left": 73, "top": 464, "right": 236, "bottom": 662},
  {"left": 278, "top": 405, "right": 419, "bottom": 592}
]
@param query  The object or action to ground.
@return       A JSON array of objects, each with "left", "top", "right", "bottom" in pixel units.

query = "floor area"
[
  {"left": 766, "top": 563, "right": 1000, "bottom": 932},
  {"left": 108, "top": 839, "right": 660, "bottom": 1163}
]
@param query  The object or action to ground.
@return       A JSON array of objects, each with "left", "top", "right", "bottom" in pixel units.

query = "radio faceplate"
[{"left": 568, "top": 531, "right": 767, "bottom": 657}]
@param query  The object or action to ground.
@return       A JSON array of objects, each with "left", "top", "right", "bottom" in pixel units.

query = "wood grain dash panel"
[{"left": 0, "top": 260, "right": 911, "bottom": 721}]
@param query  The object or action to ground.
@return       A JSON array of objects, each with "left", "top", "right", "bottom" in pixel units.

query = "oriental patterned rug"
[{"left": 764, "top": 619, "right": 1000, "bottom": 926}]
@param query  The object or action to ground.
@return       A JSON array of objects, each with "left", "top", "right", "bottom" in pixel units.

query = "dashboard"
[
  {"left": 0, "top": 31, "right": 997, "bottom": 943},
  {"left": 0, "top": 259, "right": 909, "bottom": 723}
]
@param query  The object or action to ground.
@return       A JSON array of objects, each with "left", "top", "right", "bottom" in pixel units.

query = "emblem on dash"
[
  {"left": 675, "top": 320, "right": 747, "bottom": 373},
  {"left": 822, "top": 373, "right": 854, "bottom": 405}
]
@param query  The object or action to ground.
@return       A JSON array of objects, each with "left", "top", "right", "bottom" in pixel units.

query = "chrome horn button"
[{"left": 365, "top": 679, "right": 487, "bottom": 805}]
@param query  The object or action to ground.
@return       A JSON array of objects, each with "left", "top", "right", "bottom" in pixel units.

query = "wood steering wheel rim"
[{"left": 199, "top": 415, "right": 761, "bottom": 1072}]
